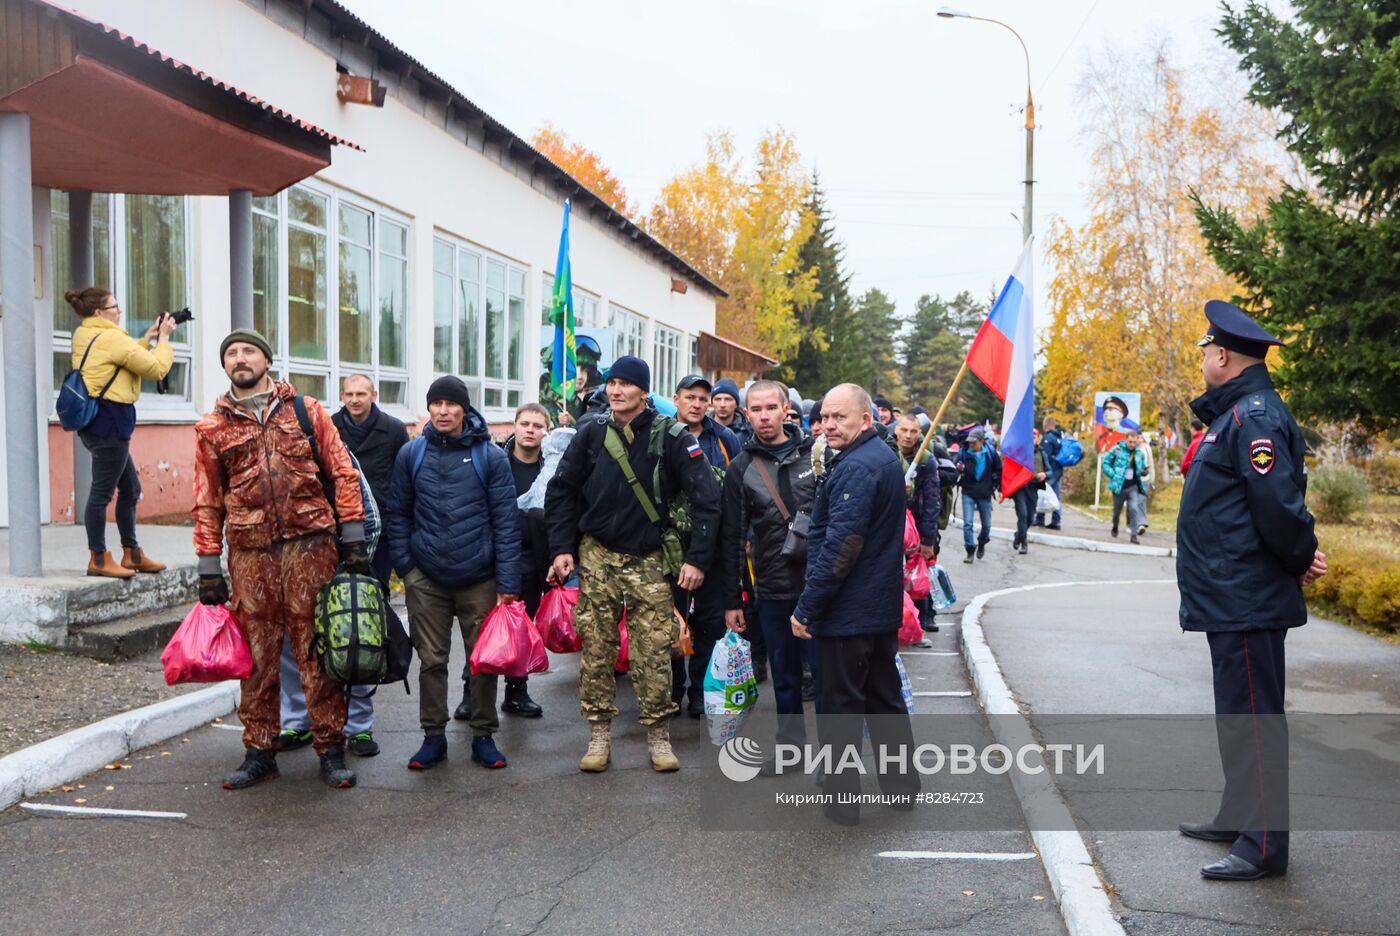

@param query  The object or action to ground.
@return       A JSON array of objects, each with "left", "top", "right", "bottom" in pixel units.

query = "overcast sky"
[{"left": 341, "top": 0, "right": 1240, "bottom": 326}]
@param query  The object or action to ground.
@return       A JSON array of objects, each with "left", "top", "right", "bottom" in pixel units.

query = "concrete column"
[
  {"left": 0, "top": 113, "right": 42, "bottom": 576},
  {"left": 228, "top": 189, "right": 253, "bottom": 331},
  {"left": 68, "top": 190, "right": 94, "bottom": 525}
]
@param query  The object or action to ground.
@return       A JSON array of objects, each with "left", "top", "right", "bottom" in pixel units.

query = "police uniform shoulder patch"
[{"left": 1249, "top": 438, "right": 1275, "bottom": 474}]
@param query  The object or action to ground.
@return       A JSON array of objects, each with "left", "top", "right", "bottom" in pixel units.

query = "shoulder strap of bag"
[
  {"left": 752, "top": 457, "right": 791, "bottom": 523},
  {"left": 293, "top": 395, "right": 340, "bottom": 522},
  {"left": 604, "top": 425, "right": 662, "bottom": 525},
  {"left": 470, "top": 440, "right": 487, "bottom": 489},
  {"left": 409, "top": 435, "right": 485, "bottom": 490},
  {"left": 78, "top": 334, "right": 123, "bottom": 401}
]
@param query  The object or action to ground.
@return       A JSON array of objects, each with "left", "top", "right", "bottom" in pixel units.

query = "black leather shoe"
[
  {"left": 1018, "top": 543, "right": 1028, "bottom": 555},
  {"left": 688, "top": 697, "right": 704, "bottom": 719},
  {"left": 1201, "top": 854, "right": 1281, "bottom": 881},
  {"left": 921, "top": 621, "right": 940, "bottom": 633},
  {"left": 1179, "top": 822, "right": 1237, "bottom": 843},
  {"left": 976, "top": 543, "right": 986, "bottom": 559},
  {"left": 501, "top": 682, "right": 543, "bottom": 718}
]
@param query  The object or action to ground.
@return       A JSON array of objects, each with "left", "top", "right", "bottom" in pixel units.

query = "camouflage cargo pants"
[
  {"left": 228, "top": 533, "right": 347, "bottom": 754},
  {"left": 576, "top": 536, "right": 679, "bottom": 725}
]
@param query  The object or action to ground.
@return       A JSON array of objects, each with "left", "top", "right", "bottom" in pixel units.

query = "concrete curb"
[
  {"left": 958, "top": 580, "right": 1172, "bottom": 936},
  {"left": 0, "top": 681, "right": 240, "bottom": 812},
  {"left": 950, "top": 514, "right": 1175, "bottom": 558}
]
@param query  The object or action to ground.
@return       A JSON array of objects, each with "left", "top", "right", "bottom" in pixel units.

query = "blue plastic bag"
[{"left": 702, "top": 631, "right": 758, "bottom": 745}]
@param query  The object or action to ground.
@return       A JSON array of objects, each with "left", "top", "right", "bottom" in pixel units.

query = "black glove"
[
  {"left": 342, "top": 541, "right": 372, "bottom": 576},
  {"left": 198, "top": 574, "right": 230, "bottom": 606}
]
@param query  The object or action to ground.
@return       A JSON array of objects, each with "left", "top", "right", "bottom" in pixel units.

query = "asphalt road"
[
  {"left": 3, "top": 531, "right": 1395, "bottom": 935},
  {"left": 0, "top": 588, "right": 1065, "bottom": 936}
]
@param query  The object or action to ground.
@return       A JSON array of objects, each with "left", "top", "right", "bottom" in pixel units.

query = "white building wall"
[{"left": 66, "top": 0, "right": 718, "bottom": 421}]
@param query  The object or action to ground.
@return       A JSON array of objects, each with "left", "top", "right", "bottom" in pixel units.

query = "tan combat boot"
[
  {"left": 579, "top": 721, "right": 611, "bottom": 772},
  {"left": 88, "top": 550, "right": 135, "bottom": 579},
  {"left": 646, "top": 722, "right": 680, "bottom": 772},
  {"left": 121, "top": 547, "right": 166, "bottom": 574}
]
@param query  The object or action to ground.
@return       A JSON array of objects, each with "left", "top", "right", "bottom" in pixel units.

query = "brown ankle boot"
[
  {"left": 121, "top": 547, "right": 166, "bottom": 574},
  {"left": 88, "top": 551, "right": 135, "bottom": 579}
]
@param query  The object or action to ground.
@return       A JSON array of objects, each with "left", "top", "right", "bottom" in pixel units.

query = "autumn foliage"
[
  {"left": 531, "top": 123, "right": 636, "bottom": 219},
  {"left": 1041, "top": 48, "right": 1287, "bottom": 437}
]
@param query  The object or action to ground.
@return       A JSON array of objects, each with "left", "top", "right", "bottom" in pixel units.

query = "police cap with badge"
[{"left": 1197, "top": 300, "right": 1285, "bottom": 359}]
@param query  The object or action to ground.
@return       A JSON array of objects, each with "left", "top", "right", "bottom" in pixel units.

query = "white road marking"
[
  {"left": 879, "top": 850, "right": 1036, "bottom": 861},
  {"left": 912, "top": 691, "right": 973, "bottom": 697},
  {"left": 210, "top": 723, "right": 243, "bottom": 731},
  {"left": 900, "top": 650, "right": 961, "bottom": 656},
  {"left": 20, "top": 803, "right": 187, "bottom": 820}
]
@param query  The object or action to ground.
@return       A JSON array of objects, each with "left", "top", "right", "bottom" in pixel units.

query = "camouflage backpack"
[{"left": 314, "top": 570, "right": 389, "bottom": 685}]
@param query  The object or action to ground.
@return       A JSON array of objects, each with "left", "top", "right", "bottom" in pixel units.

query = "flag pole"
[{"left": 905, "top": 360, "right": 970, "bottom": 480}]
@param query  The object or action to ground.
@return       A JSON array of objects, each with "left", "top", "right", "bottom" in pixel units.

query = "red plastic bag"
[
  {"left": 161, "top": 603, "right": 254, "bottom": 685},
  {"left": 903, "top": 509, "right": 920, "bottom": 555},
  {"left": 899, "top": 592, "right": 922, "bottom": 645},
  {"left": 470, "top": 601, "right": 549, "bottom": 677},
  {"left": 537, "top": 586, "right": 582, "bottom": 653},
  {"left": 904, "top": 555, "right": 931, "bottom": 600},
  {"left": 615, "top": 606, "right": 629, "bottom": 673}
]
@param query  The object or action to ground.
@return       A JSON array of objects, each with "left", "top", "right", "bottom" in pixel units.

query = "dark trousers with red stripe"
[{"left": 1208, "top": 628, "right": 1289, "bottom": 870}]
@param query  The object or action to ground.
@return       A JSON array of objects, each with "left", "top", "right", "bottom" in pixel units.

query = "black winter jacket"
[
  {"left": 1176, "top": 365, "right": 1316, "bottom": 632},
  {"left": 793, "top": 430, "right": 906, "bottom": 636},
  {"left": 545, "top": 408, "right": 721, "bottom": 569},
  {"left": 720, "top": 427, "right": 817, "bottom": 606},
  {"left": 332, "top": 404, "right": 409, "bottom": 511},
  {"left": 899, "top": 449, "right": 942, "bottom": 549},
  {"left": 384, "top": 409, "right": 522, "bottom": 592}
]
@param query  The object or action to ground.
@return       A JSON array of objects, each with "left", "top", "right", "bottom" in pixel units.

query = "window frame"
[
  {"left": 49, "top": 191, "right": 197, "bottom": 418},
  {"left": 255, "top": 180, "right": 413, "bottom": 416},
  {"left": 434, "top": 229, "right": 529, "bottom": 422}
]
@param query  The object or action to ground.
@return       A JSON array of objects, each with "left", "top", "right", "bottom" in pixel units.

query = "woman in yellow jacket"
[{"left": 67, "top": 287, "right": 177, "bottom": 578}]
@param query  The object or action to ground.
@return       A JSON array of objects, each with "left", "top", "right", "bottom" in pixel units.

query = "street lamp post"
[{"left": 937, "top": 7, "right": 1034, "bottom": 246}]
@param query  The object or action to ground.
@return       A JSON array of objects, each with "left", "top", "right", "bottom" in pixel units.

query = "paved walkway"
[{"left": 0, "top": 523, "right": 196, "bottom": 582}]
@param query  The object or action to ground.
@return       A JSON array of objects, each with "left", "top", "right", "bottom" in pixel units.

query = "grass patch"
[
  {"left": 21, "top": 639, "right": 61, "bottom": 654},
  {"left": 1061, "top": 462, "right": 1400, "bottom": 635}
]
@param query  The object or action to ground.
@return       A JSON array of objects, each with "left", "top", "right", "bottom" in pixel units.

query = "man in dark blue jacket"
[
  {"left": 956, "top": 429, "right": 1002, "bottom": 563},
  {"left": 386, "top": 376, "right": 522, "bottom": 772},
  {"left": 1175, "top": 301, "right": 1326, "bottom": 881},
  {"left": 793, "top": 384, "right": 920, "bottom": 825},
  {"left": 1034, "top": 417, "right": 1064, "bottom": 529}
]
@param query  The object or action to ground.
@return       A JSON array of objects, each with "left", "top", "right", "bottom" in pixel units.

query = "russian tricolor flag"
[{"left": 966, "top": 241, "right": 1036, "bottom": 497}]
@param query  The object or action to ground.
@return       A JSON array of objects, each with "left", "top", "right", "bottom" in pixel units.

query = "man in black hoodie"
[{"left": 720, "top": 380, "right": 819, "bottom": 761}]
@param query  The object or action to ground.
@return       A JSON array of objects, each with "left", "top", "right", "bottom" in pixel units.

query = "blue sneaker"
[
  {"left": 471, "top": 734, "right": 508, "bottom": 769},
  {"left": 407, "top": 735, "right": 447, "bottom": 770}
]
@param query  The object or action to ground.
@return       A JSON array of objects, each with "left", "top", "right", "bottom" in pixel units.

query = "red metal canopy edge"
[{"left": 34, "top": 0, "right": 363, "bottom": 152}]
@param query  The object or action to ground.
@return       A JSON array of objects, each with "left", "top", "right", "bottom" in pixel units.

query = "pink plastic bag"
[
  {"left": 899, "top": 592, "right": 923, "bottom": 645},
  {"left": 903, "top": 509, "right": 920, "bottom": 555},
  {"left": 904, "top": 555, "right": 931, "bottom": 600},
  {"left": 470, "top": 601, "right": 549, "bottom": 677},
  {"left": 161, "top": 603, "right": 254, "bottom": 685},
  {"left": 537, "top": 586, "right": 582, "bottom": 654},
  {"left": 615, "top": 606, "right": 630, "bottom": 673}
]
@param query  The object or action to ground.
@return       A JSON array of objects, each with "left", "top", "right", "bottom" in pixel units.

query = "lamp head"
[{"left": 937, "top": 6, "right": 971, "bottom": 18}]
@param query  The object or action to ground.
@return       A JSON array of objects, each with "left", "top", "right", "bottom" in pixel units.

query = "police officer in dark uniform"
[{"left": 1175, "top": 300, "right": 1328, "bottom": 881}]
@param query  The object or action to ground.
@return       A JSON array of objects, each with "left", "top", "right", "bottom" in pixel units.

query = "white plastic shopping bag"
[{"left": 702, "top": 631, "right": 758, "bottom": 745}]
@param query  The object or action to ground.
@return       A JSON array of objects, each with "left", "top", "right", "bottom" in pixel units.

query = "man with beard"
[{"left": 192, "top": 329, "right": 368, "bottom": 790}]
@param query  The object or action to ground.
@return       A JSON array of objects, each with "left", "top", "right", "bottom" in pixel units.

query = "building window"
[
  {"left": 541, "top": 273, "right": 600, "bottom": 328},
  {"left": 654, "top": 325, "right": 681, "bottom": 394},
  {"left": 609, "top": 303, "right": 647, "bottom": 361},
  {"left": 688, "top": 334, "right": 700, "bottom": 375},
  {"left": 48, "top": 191, "right": 192, "bottom": 406},
  {"left": 251, "top": 182, "right": 411, "bottom": 407},
  {"left": 434, "top": 231, "right": 528, "bottom": 420}
]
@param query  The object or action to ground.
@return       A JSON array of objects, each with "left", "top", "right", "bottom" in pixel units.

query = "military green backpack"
[{"left": 314, "top": 570, "right": 390, "bottom": 685}]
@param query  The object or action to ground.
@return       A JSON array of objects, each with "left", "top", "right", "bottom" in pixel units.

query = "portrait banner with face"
[{"left": 1093, "top": 391, "right": 1141, "bottom": 453}]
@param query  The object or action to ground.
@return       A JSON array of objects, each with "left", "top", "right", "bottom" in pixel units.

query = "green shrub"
[
  {"left": 1306, "top": 544, "right": 1400, "bottom": 633},
  {"left": 1308, "top": 462, "right": 1370, "bottom": 523}
]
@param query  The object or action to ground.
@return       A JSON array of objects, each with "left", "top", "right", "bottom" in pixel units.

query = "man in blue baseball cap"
[{"left": 1175, "top": 299, "right": 1327, "bottom": 881}]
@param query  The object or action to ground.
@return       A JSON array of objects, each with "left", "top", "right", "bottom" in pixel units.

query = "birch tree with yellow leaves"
[
  {"left": 646, "top": 129, "right": 818, "bottom": 363},
  {"left": 1041, "top": 46, "right": 1292, "bottom": 438}
]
